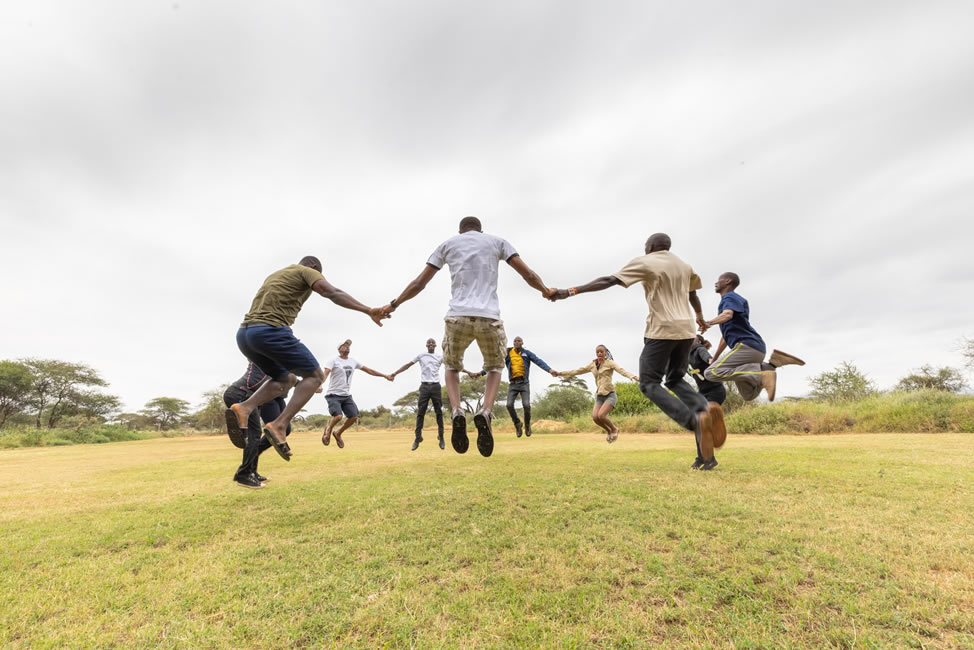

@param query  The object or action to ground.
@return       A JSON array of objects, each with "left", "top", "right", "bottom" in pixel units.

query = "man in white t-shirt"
[
  {"left": 391, "top": 338, "right": 446, "bottom": 451},
  {"left": 321, "top": 339, "right": 393, "bottom": 449},
  {"left": 382, "top": 216, "right": 553, "bottom": 458}
]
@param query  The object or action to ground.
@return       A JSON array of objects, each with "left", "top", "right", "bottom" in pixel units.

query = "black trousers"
[
  {"left": 638, "top": 338, "right": 708, "bottom": 434},
  {"left": 507, "top": 380, "right": 531, "bottom": 430},
  {"left": 223, "top": 386, "right": 290, "bottom": 479},
  {"left": 415, "top": 382, "right": 444, "bottom": 437}
]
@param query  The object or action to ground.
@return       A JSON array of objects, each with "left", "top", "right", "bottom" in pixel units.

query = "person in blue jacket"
[{"left": 475, "top": 336, "right": 556, "bottom": 438}]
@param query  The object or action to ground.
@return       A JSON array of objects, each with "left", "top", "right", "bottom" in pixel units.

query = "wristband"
[{"left": 568, "top": 287, "right": 577, "bottom": 296}]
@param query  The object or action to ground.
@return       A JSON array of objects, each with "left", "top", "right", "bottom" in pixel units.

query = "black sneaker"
[
  {"left": 514, "top": 421, "right": 523, "bottom": 438},
  {"left": 224, "top": 408, "right": 246, "bottom": 449},
  {"left": 525, "top": 427, "right": 532, "bottom": 437},
  {"left": 451, "top": 413, "right": 469, "bottom": 454},
  {"left": 254, "top": 473, "right": 269, "bottom": 483},
  {"left": 234, "top": 473, "right": 264, "bottom": 489},
  {"left": 438, "top": 433, "right": 445, "bottom": 450},
  {"left": 473, "top": 412, "right": 494, "bottom": 458},
  {"left": 411, "top": 436, "right": 422, "bottom": 451},
  {"left": 700, "top": 459, "right": 719, "bottom": 471},
  {"left": 690, "top": 459, "right": 704, "bottom": 470}
]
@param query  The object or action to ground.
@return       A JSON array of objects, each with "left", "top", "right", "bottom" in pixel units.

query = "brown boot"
[
  {"left": 708, "top": 402, "right": 727, "bottom": 449},
  {"left": 769, "top": 349, "right": 805, "bottom": 368},
  {"left": 697, "top": 410, "right": 714, "bottom": 462},
  {"left": 761, "top": 370, "right": 777, "bottom": 402}
]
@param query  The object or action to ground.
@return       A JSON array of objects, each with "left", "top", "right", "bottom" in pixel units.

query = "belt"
[
  {"left": 240, "top": 321, "right": 274, "bottom": 329},
  {"left": 510, "top": 377, "right": 527, "bottom": 383},
  {"left": 421, "top": 381, "right": 441, "bottom": 385}
]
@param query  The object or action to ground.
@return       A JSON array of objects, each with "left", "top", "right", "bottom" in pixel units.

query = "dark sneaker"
[
  {"left": 769, "top": 349, "right": 805, "bottom": 368},
  {"left": 438, "top": 433, "right": 445, "bottom": 450},
  {"left": 451, "top": 413, "right": 469, "bottom": 454},
  {"left": 411, "top": 436, "right": 422, "bottom": 451},
  {"left": 690, "top": 458, "right": 705, "bottom": 470},
  {"left": 254, "top": 473, "right": 268, "bottom": 483},
  {"left": 514, "top": 421, "right": 523, "bottom": 438},
  {"left": 262, "top": 426, "right": 292, "bottom": 461},
  {"left": 224, "top": 408, "right": 246, "bottom": 449},
  {"left": 700, "top": 459, "right": 719, "bottom": 471},
  {"left": 761, "top": 370, "right": 777, "bottom": 402},
  {"left": 708, "top": 402, "right": 727, "bottom": 449},
  {"left": 234, "top": 473, "right": 264, "bottom": 489},
  {"left": 525, "top": 428, "right": 532, "bottom": 437},
  {"left": 473, "top": 412, "right": 494, "bottom": 458}
]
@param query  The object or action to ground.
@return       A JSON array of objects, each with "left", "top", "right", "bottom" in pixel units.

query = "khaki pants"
[{"left": 441, "top": 316, "right": 507, "bottom": 371}]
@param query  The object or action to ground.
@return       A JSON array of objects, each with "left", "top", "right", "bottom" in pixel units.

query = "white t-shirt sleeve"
[
  {"left": 497, "top": 237, "right": 518, "bottom": 262},
  {"left": 427, "top": 242, "right": 448, "bottom": 269},
  {"left": 413, "top": 354, "right": 422, "bottom": 364},
  {"left": 354, "top": 359, "right": 363, "bottom": 370}
]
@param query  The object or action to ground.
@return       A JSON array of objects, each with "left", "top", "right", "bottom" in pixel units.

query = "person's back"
[
  {"left": 429, "top": 231, "right": 517, "bottom": 319},
  {"left": 616, "top": 249, "right": 699, "bottom": 340},
  {"left": 243, "top": 264, "right": 324, "bottom": 327}
]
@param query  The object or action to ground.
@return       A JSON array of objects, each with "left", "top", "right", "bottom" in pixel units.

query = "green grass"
[{"left": 2, "top": 430, "right": 973, "bottom": 648}]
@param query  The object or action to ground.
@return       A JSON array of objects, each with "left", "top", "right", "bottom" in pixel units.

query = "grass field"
[{"left": 2, "top": 430, "right": 972, "bottom": 648}]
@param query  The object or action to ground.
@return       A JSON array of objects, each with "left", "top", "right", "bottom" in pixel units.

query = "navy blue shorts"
[
  {"left": 326, "top": 394, "right": 359, "bottom": 418},
  {"left": 236, "top": 324, "right": 320, "bottom": 383}
]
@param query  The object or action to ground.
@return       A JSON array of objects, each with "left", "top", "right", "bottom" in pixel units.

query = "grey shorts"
[
  {"left": 326, "top": 394, "right": 359, "bottom": 418},
  {"left": 595, "top": 392, "right": 617, "bottom": 407}
]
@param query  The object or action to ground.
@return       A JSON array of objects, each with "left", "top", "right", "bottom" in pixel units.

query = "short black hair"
[
  {"left": 300, "top": 255, "right": 322, "bottom": 272},
  {"left": 647, "top": 233, "right": 671, "bottom": 251},
  {"left": 459, "top": 216, "right": 482, "bottom": 232},
  {"left": 721, "top": 272, "right": 741, "bottom": 288}
]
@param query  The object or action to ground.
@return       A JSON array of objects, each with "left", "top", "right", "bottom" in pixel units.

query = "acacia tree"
[
  {"left": 20, "top": 359, "right": 116, "bottom": 428},
  {"left": 962, "top": 337, "right": 974, "bottom": 373},
  {"left": 140, "top": 397, "right": 190, "bottom": 430},
  {"left": 810, "top": 362, "right": 876, "bottom": 402},
  {"left": 895, "top": 365, "right": 966, "bottom": 393},
  {"left": 191, "top": 389, "right": 225, "bottom": 430},
  {"left": 0, "top": 360, "right": 33, "bottom": 428}
]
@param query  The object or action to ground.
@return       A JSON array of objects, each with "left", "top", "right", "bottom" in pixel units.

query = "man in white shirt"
[
  {"left": 321, "top": 339, "right": 393, "bottom": 449},
  {"left": 391, "top": 338, "right": 445, "bottom": 451},
  {"left": 382, "top": 216, "right": 553, "bottom": 458}
]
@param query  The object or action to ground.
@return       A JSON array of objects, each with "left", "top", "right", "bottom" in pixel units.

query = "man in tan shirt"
[{"left": 549, "top": 233, "right": 726, "bottom": 470}]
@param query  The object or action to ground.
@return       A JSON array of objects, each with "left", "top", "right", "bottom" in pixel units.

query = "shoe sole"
[
  {"left": 224, "top": 409, "right": 246, "bottom": 449},
  {"left": 700, "top": 461, "right": 719, "bottom": 471},
  {"left": 411, "top": 438, "right": 422, "bottom": 451},
  {"left": 262, "top": 426, "right": 292, "bottom": 461},
  {"left": 451, "top": 414, "right": 468, "bottom": 454},
  {"left": 769, "top": 349, "right": 805, "bottom": 367},
  {"left": 334, "top": 434, "right": 344, "bottom": 449},
  {"left": 234, "top": 479, "right": 264, "bottom": 489},
  {"left": 708, "top": 403, "right": 727, "bottom": 449},
  {"left": 473, "top": 413, "right": 494, "bottom": 457}
]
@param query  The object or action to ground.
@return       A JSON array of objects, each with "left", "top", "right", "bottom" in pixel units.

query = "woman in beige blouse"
[{"left": 553, "top": 345, "right": 638, "bottom": 443}]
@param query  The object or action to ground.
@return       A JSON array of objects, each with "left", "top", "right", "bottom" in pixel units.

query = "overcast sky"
[{"left": 3, "top": 1, "right": 973, "bottom": 416}]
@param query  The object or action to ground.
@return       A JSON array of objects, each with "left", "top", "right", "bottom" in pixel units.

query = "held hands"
[
  {"left": 369, "top": 306, "right": 391, "bottom": 327},
  {"left": 384, "top": 374, "right": 395, "bottom": 382},
  {"left": 546, "top": 288, "right": 570, "bottom": 302},
  {"left": 465, "top": 370, "right": 482, "bottom": 379},
  {"left": 549, "top": 369, "right": 559, "bottom": 377}
]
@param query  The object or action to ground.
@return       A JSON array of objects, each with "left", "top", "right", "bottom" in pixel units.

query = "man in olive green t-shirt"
[
  {"left": 547, "top": 233, "right": 726, "bottom": 471},
  {"left": 227, "top": 255, "right": 388, "bottom": 462}
]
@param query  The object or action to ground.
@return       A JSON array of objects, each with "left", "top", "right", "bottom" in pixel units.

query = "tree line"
[{"left": 2, "top": 339, "right": 972, "bottom": 432}]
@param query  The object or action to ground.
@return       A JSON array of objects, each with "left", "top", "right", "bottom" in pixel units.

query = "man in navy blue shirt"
[{"left": 700, "top": 272, "right": 804, "bottom": 401}]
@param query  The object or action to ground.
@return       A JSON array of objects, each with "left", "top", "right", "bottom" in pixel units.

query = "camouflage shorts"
[{"left": 441, "top": 316, "right": 507, "bottom": 371}]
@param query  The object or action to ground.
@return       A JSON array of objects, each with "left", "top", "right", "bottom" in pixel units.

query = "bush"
[
  {"left": 0, "top": 424, "right": 149, "bottom": 449},
  {"left": 613, "top": 382, "right": 658, "bottom": 416},
  {"left": 532, "top": 386, "right": 594, "bottom": 421}
]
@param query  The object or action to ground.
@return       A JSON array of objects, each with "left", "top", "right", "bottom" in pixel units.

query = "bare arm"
[
  {"left": 507, "top": 255, "right": 550, "bottom": 296},
  {"left": 689, "top": 291, "right": 706, "bottom": 330},
  {"left": 384, "top": 265, "right": 439, "bottom": 315},
  {"left": 361, "top": 366, "right": 393, "bottom": 381},
  {"left": 702, "top": 309, "right": 734, "bottom": 332},
  {"left": 391, "top": 360, "right": 416, "bottom": 378},
  {"left": 549, "top": 275, "right": 623, "bottom": 301},
  {"left": 312, "top": 279, "right": 387, "bottom": 326},
  {"left": 711, "top": 336, "right": 727, "bottom": 362}
]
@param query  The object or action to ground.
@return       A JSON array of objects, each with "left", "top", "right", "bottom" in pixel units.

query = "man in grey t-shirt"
[{"left": 382, "top": 216, "right": 553, "bottom": 458}]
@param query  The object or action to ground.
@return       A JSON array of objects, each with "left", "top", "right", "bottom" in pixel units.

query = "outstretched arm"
[
  {"left": 391, "top": 360, "right": 416, "bottom": 378},
  {"left": 312, "top": 279, "right": 388, "bottom": 326},
  {"left": 361, "top": 366, "right": 394, "bottom": 381},
  {"left": 549, "top": 275, "right": 623, "bottom": 301},
  {"left": 701, "top": 308, "right": 734, "bottom": 333},
  {"left": 383, "top": 265, "right": 439, "bottom": 315},
  {"left": 507, "top": 255, "right": 551, "bottom": 297}
]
